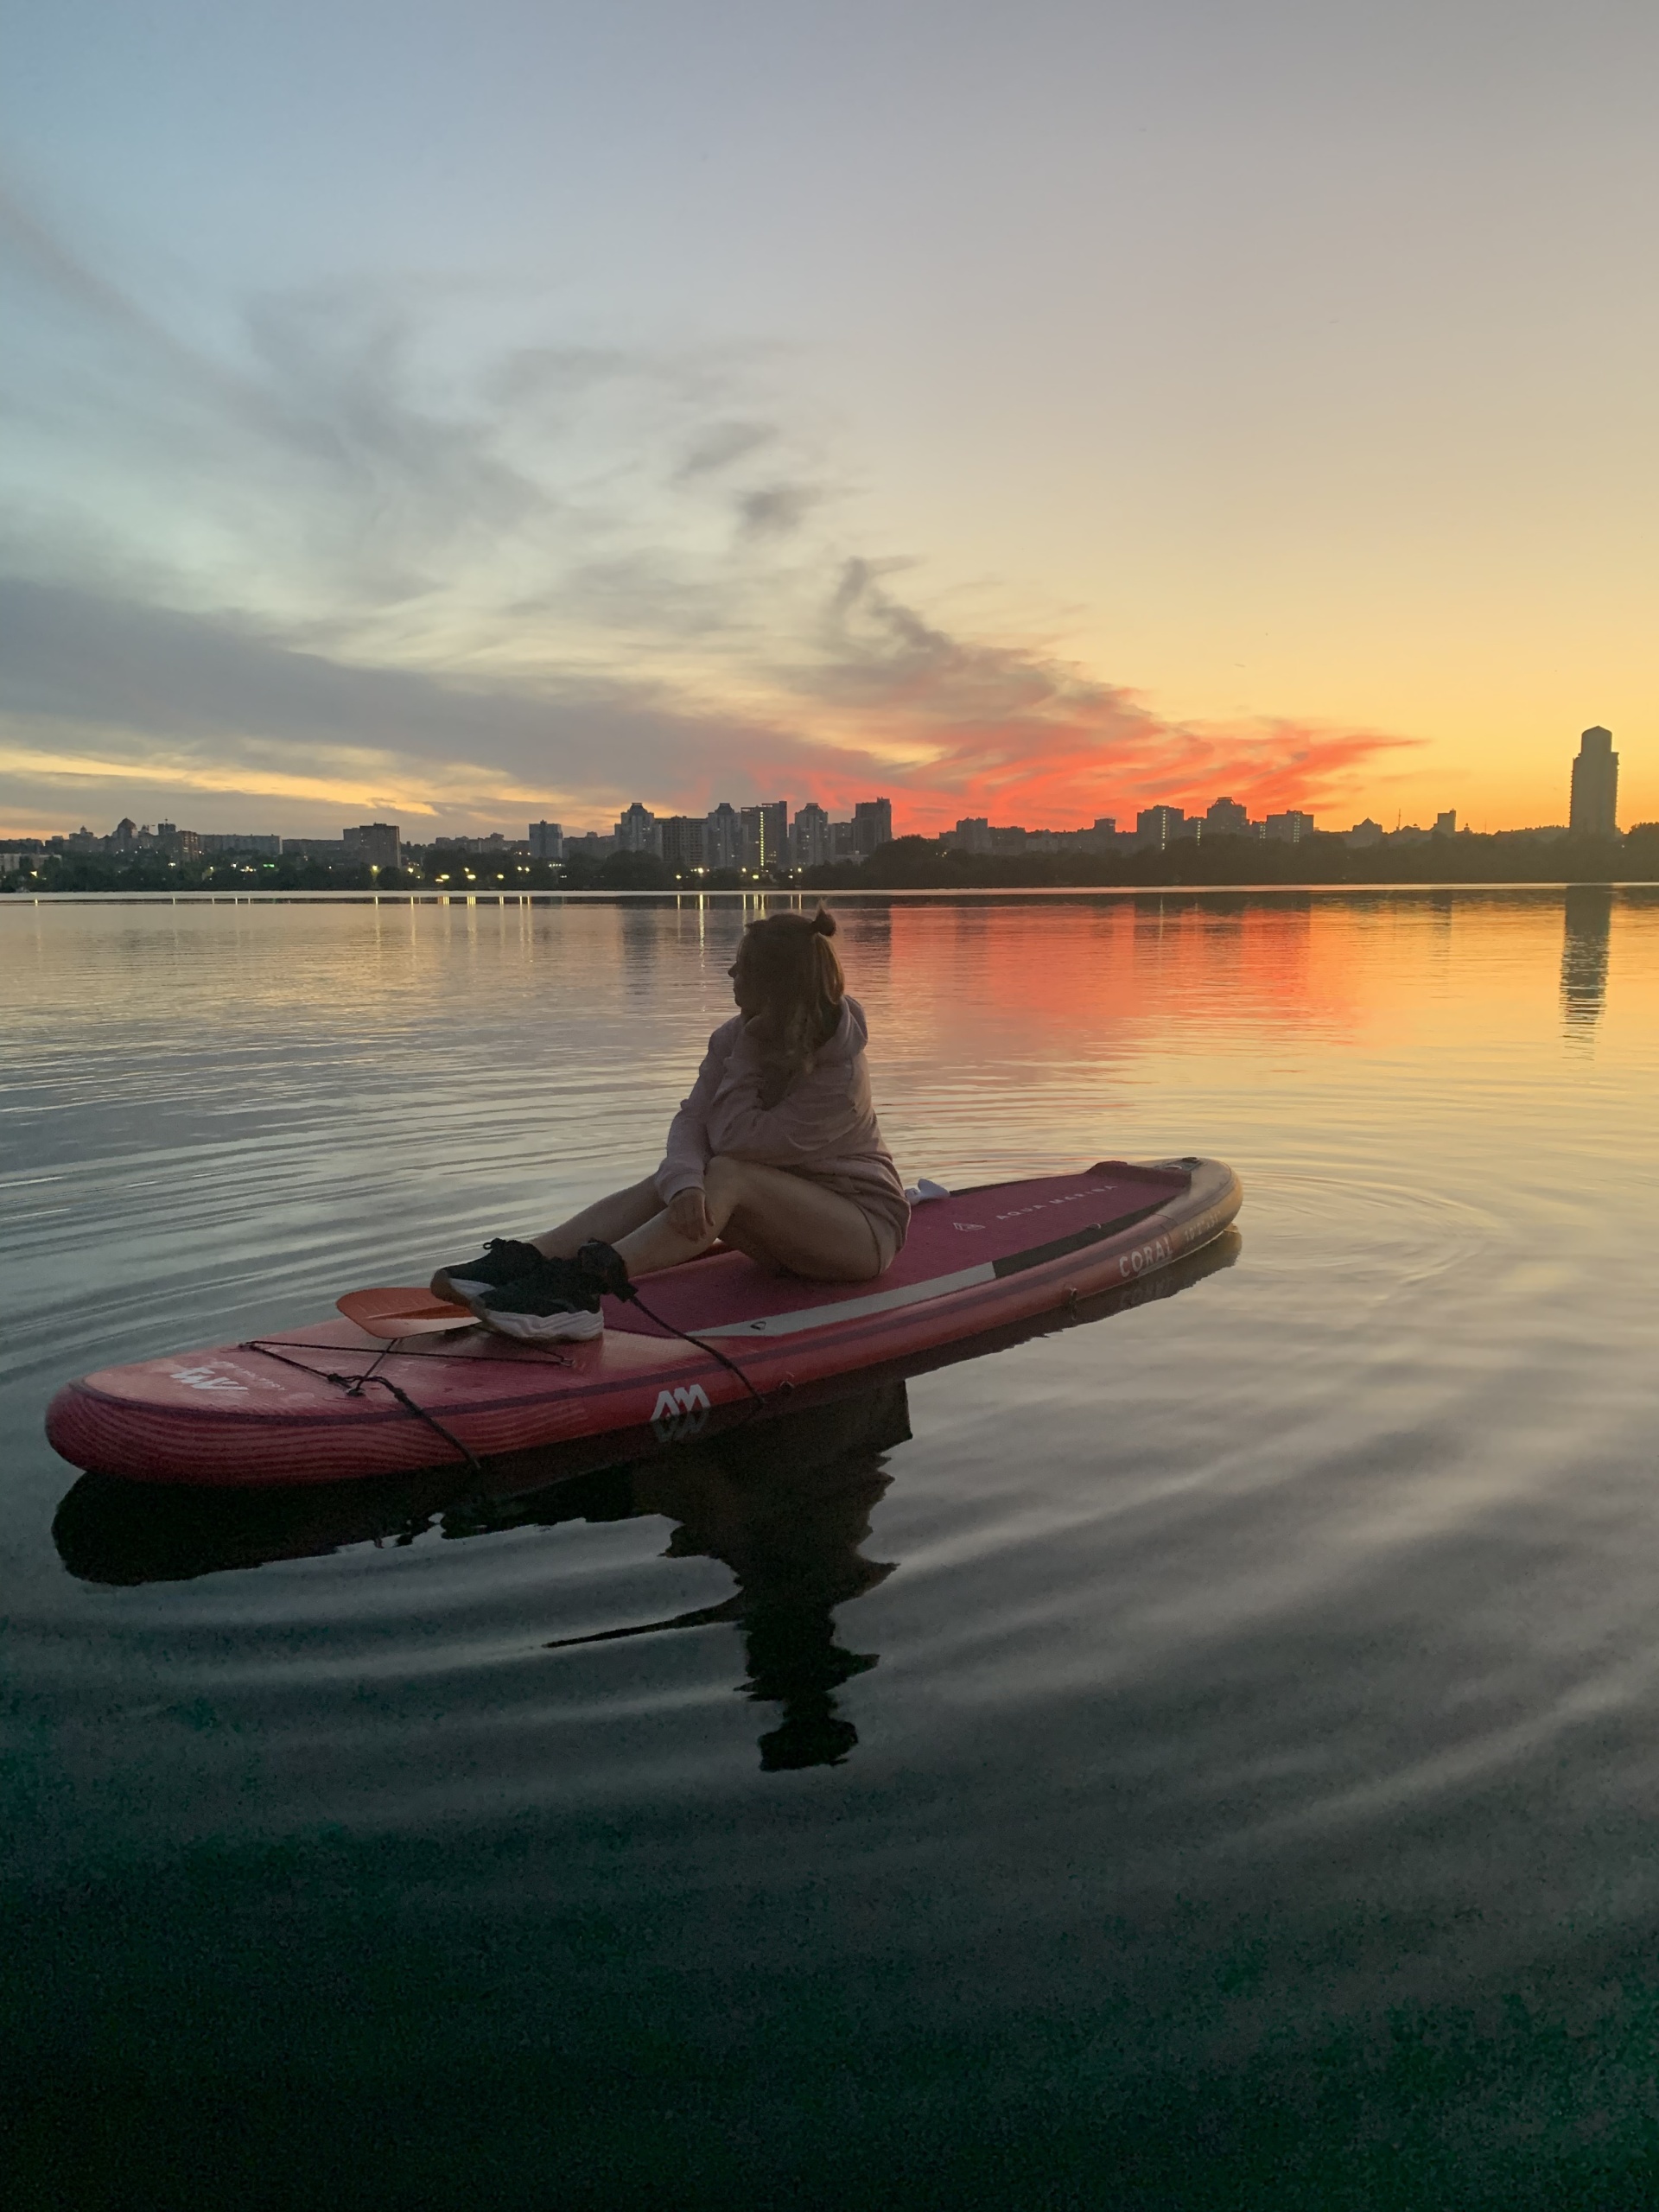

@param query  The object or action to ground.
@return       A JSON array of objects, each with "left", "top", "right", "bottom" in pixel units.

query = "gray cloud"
[
  {"left": 0, "top": 575, "right": 823, "bottom": 822},
  {"left": 677, "top": 420, "right": 776, "bottom": 479},
  {"left": 737, "top": 483, "right": 821, "bottom": 537}
]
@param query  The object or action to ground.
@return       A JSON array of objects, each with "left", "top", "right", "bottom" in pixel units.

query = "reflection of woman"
[
  {"left": 432, "top": 908, "right": 910, "bottom": 1341},
  {"left": 543, "top": 1384, "right": 907, "bottom": 1770}
]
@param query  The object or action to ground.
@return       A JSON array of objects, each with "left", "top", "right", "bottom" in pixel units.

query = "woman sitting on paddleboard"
[{"left": 431, "top": 907, "right": 910, "bottom": 1343}]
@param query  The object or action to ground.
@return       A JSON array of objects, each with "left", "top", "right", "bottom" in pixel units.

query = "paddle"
[{"left": 336, "top": 1286, "right": 479, "bottom": 1338}]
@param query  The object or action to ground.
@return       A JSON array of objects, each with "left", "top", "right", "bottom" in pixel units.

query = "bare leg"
[
  {"left": 613, "top": 1156, "right": 882, "bottom": 1283},
  {"left": 436, "top": 1162, "right": 883, "bottom": 1302},
  {"left": 529, "top": 1178, "right": 664, "bottom": 1260},
  {"left": 430, "top": 1178, "right": 664, "bottom": 1298}
]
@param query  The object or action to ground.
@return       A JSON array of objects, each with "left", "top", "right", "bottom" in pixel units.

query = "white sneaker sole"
[{"left": 475, "top": 1305, "right": 604, "bottom": 1344}]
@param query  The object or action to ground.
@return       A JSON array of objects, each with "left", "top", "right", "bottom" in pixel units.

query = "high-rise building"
[
  {"left": 614, "top": 803, "right": 662, "bottom": 855},
  {"left": 739, "top": 801, "right": 787, "bottom": 871},
  {"left": 659, "top": 816, "right": 707, "bottom": 873},
  {"left": 528, "top": 820, "right": 563, "bottom": 861},
  {"left": 1264, "top": 810, "right": 1315, "bottom": 843},
  {"left": 344, "top": 823, "right": 401, "bottom": 869},
  {"left": 791, "top": 803, "right": 832, "bottom": 868},
  {"left": 1136, "top": 805, "right": 1186, "bottom": 849},
  {"left": 434, "top": 833, "right": 518, "bottom": 856},
  {"left": 1205, "top": 796, "right": 1250, "bottom": 836},
  {"left": 853, "top": 798, "right": 893, "bottom": 856},
  {"left": 1433, "top": 810, "right": 1457, "bottom": 837},
  {"left": 947, "top": 816, "right": 993, "bottom": 855},
  {"left": 705, "top": 802, "right": 742, "bottom": 871},
  {"left": 1569, "top": 727, "right": 1618, "bottom": 836},
  {"left": 198, "top": 832, "right": 280, "bottom": 856}
]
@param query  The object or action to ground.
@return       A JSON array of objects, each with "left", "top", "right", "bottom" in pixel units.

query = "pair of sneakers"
[{"left": 432, "top": 1236, "right": 631, "bottom": 1344}]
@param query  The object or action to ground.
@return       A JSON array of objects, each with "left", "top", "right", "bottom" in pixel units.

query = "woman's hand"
[{"left": 667, "top": 1187, "right": 714, "bottom": 1245}]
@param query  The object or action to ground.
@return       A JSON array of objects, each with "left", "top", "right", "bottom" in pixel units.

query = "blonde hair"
[{"left": 741, "top": 907, "right": 844, "bottom": 1104}]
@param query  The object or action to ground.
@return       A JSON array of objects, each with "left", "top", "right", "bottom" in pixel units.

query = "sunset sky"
[{"left": 3, "top": 0, "right": 1654, "bottom": 841}]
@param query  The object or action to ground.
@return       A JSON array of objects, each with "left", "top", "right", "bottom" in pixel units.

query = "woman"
[{"left": 431, "top": 907, "right": 909, "bottom": 1342}]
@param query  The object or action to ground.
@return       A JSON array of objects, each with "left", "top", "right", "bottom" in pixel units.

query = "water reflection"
[
  {"left": 1560, "top": 886, "right": 1613, "bottom": 1032},
  {"left": 538, "top": 1385, "right": 905, "bottom": 1769}
]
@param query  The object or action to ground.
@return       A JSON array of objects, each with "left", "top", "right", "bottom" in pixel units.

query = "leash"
[
  {"left": 615, "top": 1284, "right": 766, "bottom": 1409},
  {"left": 572, "top": 1242, "right": 767, "bottom": 1411}
]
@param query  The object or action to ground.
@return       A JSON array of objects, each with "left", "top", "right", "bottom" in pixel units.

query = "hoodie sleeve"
[
  {"left": 653, "top": 1020, "right": 740, "bottom": 1204},
  {"left": 696, "top": 1049, "right": 872, "bottom": 1167}
]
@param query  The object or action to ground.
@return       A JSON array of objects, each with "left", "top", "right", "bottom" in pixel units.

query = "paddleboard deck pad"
[{"left": 46, "top": 1158, "right": 1240, "bottom": 1487}]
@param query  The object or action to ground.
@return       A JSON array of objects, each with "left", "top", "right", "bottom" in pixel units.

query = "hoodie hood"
[{"left": 822, "top": 995, "right": 868, "bottom": 1063}]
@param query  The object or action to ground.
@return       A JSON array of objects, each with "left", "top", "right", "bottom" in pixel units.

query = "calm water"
[{"left": 4, "top": 889, "right": 1659, "bottom": 2208}]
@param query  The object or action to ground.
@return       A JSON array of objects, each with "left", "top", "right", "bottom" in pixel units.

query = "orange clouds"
[{"left": 738, "top": 560, "right": 1421, "bottom": 832}]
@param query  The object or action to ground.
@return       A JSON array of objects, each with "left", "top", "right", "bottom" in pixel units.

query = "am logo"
[{"left": 652, "top": 1382, "right": 711, "bottom": 1442}]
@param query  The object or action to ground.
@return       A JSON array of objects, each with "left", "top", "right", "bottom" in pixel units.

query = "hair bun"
[{"left": 809, "top": 906, "right": 837, "bottom": 938}]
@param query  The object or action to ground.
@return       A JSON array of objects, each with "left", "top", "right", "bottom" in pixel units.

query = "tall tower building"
[
  {"left": 613, "top": 802, "right": 662, "bottom": 855},
  {"left": 1569, "top": 727, "right": 1619, "bottom": 837},
  {"left": 344, "top": 823, "right": 402, "bottom": 869},
  {"left": 704, "top": 802, "right": 742, "bottom": 871},
  {"left": 853, "top": 798, "right": 893, "bottom": 856},
  {"left": 738, "top": 802, "right": 787, "bottom": 871},
  {"left": 658, "top": 816, "right": 706, "bottom": 873},
  {"left": 791, "top": 803, "right": 831, "bottom": 868}
]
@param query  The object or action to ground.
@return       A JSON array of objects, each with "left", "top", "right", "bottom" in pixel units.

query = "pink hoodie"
[{"left": 654, "top": 995, "right": 910, "bottom": 1257}]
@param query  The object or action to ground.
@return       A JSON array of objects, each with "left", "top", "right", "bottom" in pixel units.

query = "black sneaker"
[
  {"left": 574, "top": 1240, "right": 634, "bottom": 1302},
  {"left": 431, "top": 1236, "right": 543, "bottom": 1306},
  {"left": 475, "top": 1254, "right": 607, "bottom": 1344}
]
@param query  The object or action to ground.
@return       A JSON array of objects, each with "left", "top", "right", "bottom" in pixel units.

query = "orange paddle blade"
[{"left": 337, "top": 1286, "right": 479, "bottom": 1338}]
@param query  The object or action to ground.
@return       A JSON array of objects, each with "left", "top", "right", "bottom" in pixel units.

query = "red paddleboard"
[{"left": 45, "top": 1159, "right": 1240, "bottom": 1488}]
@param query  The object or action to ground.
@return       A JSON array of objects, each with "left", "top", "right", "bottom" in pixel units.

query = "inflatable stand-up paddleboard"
[{"left": 46, "top": 1158, "right": 1241, "bottom": 1488}]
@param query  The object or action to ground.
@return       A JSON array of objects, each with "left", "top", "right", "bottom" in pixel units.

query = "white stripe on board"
[{"left": 691, "top": 1258, "right": 999, "bottom": 1339}]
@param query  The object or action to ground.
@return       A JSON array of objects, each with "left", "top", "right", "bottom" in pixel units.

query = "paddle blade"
[{"left": 337, "top": 1286, "right": 478, "bottom": 1338}]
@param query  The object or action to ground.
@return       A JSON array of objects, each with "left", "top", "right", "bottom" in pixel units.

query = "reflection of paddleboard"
[{"left": 46, "top": 1158, "right": 1241, "bottom": 1490}]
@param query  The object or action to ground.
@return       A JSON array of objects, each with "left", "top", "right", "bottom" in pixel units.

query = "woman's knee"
[{"left": 702, "top": 1154, "right": 753, "bottom": 1214}]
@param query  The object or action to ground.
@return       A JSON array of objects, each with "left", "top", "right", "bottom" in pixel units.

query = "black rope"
[
  {"left": 247, "top": 1337, "right": 573, "bottom": 1369},
  {"left": 241, "top": 1338, "right": 486, "bottom": 1474},
  {"left": 612, "top": 1287, "right": 766, "bottom": 1409},
  {"left": 343, "top": 1345, "right": 391, "bottom": 1395}
]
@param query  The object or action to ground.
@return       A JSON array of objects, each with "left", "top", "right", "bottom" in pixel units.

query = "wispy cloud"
[{"left": 1, "top": 181, "right": 1417, "bottom": 836}]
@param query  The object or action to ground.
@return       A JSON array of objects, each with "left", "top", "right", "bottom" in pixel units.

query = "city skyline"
[
  {"left": 12, "top": 719, "right": 1640, "bottom": 862},
  {"left": 3, "top": 7, "right": 1656, "bottom": 843}
]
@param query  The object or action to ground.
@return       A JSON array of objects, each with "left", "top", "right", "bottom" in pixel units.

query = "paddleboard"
[
  {"left": 45, "top": 1157, "right": 1240, "bottom": 1488},
  {"left": 52, "top": 1230, "right": 1242, "bottom": 1586}
]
